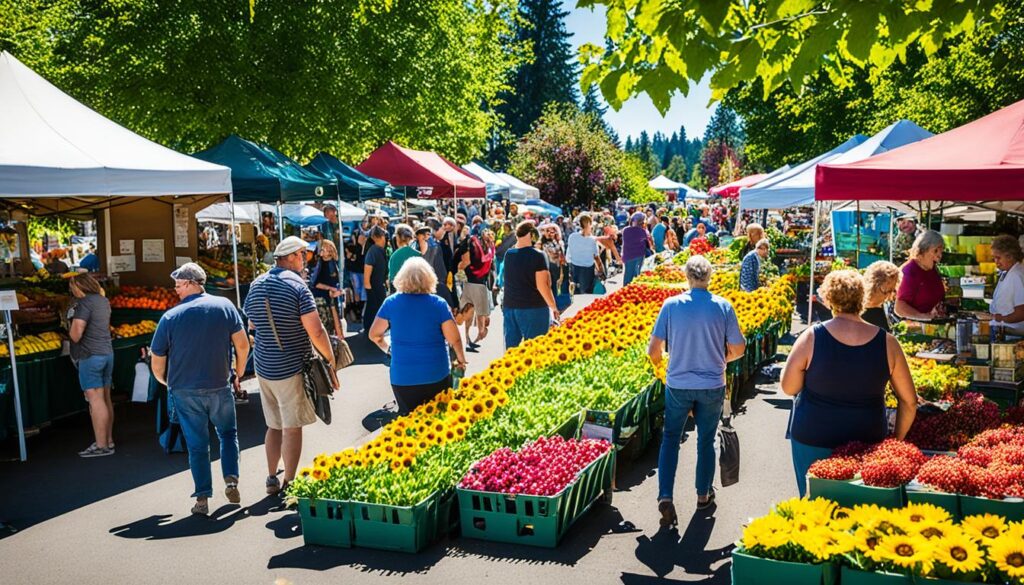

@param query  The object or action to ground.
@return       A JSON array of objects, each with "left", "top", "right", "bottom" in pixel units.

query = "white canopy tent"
[
  {"left": 649, "top": 174, "right": 706, "bottom": 200},
  {"left": 462, "top": 162, "right": 512, "bottom": 199},
  {"left": 496, "top": 172, "right": 540, "bottom": 201},
  {"left": 0, "top": 51, "right": 230, "bottom": 197}
]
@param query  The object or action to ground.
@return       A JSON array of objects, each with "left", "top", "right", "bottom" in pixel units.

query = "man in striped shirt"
[{"left": 244, "top": 236, "right": 339, "bottom": 496}]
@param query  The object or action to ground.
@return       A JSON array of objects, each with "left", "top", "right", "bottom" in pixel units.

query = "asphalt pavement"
[{"left": 0, "top": 280, "right": 804, "bottom": 585}]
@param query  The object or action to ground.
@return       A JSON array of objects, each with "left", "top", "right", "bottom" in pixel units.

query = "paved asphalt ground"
[{"left": 0, "top": 278, "right": 804, "bottom": 585}]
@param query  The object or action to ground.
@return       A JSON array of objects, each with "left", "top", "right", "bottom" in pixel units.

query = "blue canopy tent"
[{"left": 305, "top": 151, "right": 400, "bottom": 201}]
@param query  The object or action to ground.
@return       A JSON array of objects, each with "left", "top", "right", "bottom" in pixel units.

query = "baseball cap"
[
  {"left": 274, "top": 236, "right": 309, "bottom": 257},
  {"left": 170, "top": 262, "right": 207, "bottom": 284}
]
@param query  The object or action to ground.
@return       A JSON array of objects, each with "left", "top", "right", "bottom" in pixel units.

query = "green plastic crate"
[
  {"left": 731, "top": 552, "right": 836, "bottom": 585},
  {"left": 549, "top": 410, "right": 583, "bottom": 440},
  {"left": 906, "top": 489, "right": 960, "bottom": 521},
  {"left": 807, "top": 478, "right": 905, "bottom": 509},
  {"left": 840, "top": 567, "right": 912, "bottom": 585},
  {"left": 297, "top": 498, "right": 354, "bottom": 548},
  {"left": 959, "top": 495, "right": 1024, "bottom": 522},
  {"left": 456, "top": 448, "right": 615, "bottom": 548},
  {"left": 583, "top": 382, "right": 657, "bottom": 447},
  {"left": 351, "top": 488, "right": 456, "bottom": 553}
]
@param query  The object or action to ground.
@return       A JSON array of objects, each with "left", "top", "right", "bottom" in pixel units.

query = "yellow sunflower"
[
  {"left": 902, "top": 502, "right": 952, "bottom": 525},
  {"left": 962, "top": 513, "right": 1008, "bottom": 542},
  {"left": 989, "top": 533, "right": 1024, "bottom": 579},
  {"left": 916, "top": 521, "right": 956, "bottom": 541},
  {"left": 871, "top": 533, "right": 934, "bottom": 571},
  {"left": 933, "top": 531, "right": 984, "bottom": 575},
  {"left": 742, "top": 514, "right": 791, "bottom": 551}
]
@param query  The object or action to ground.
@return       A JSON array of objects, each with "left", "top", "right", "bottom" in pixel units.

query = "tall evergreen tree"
[
  {"left": 703, "top": 106, "right": 744, "bottom": 149},
  {"left": 489, "top": 0, "right": 579, "bottom": 166},
  {"left": 624, "top": 136, "right": 634, "bottom": 151},
  {"left": 581, "top": 84, "right": 619, "bottom": 145}
]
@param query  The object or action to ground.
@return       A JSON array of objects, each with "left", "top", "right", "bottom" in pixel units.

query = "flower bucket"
[
  {"left": 959, "top": 495, "right": 1024, "bottom": 522},
  {"left": 839, "top": 567, "right": 912, "bottom": 585},
  {"left": 583, "top": 382, "right": 659, "bottom": 457},
  {"left": 730, "top": 552, "right": 836, "bottom": 585},
  {"left": 807, "top": 478, "right": 905, "bottom": 509},
  {"left": 350, "top": 488, "right": 457, "bottom": 553},
  {"left": 905, "top": 486, "right": 960, "bottom": 521}
]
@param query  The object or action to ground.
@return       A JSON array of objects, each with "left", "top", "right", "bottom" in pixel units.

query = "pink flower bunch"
[
  {"left": 905, "top": 393, "right": 1002, "bottom": 451},
  {"left": 458, "top": 436, "right": 611, "bottom": 496}
]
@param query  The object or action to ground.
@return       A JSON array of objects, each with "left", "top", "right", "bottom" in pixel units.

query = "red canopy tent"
[
  {"left": 817, "top": 98, "right": 1024, "bottom": 201},
  {"left": 709, "top": 173, "right": 769, "bottom": 198},
  {"left": 356, "top": 141, "right": 486, "bottom": 199}
]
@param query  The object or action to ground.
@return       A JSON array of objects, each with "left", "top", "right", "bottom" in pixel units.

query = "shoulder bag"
[{"left": 263, "top": 293, "right": 334, "bottom": 425}]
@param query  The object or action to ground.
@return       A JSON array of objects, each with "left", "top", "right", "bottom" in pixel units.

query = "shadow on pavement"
[
  {"left": 632, "top": 505, "right": 733, "bottom": 582},
  {"left": 346, "top": 333, "right": 390, "bottom": 366},
  {"left": 110, "top": 496, "right": 288, "bottom": 541},
  {"left": 267, "top": 537, "right": 449, "bottom": 575},
  {"left": 0, "top": 397, "right": 270, "bottom": 536}
]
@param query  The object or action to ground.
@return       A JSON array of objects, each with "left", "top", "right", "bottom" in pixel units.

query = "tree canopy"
[
  {"left": 3, "top": 0, "right": 525, "bottom": 163},
  {"left": 578, "top": 0, "right": 1006, "bottom": 113}
]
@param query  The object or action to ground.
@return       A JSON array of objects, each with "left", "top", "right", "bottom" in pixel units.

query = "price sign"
[{"left": 0, "top": 289, "right": 19, "bottom": 311}]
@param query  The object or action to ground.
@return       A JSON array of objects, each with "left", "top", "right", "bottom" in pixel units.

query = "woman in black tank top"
[{"left": 780, "top": 270, "right": 918, "bottom": 497}]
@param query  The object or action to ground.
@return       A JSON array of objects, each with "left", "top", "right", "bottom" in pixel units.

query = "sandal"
[
  {"left": 658, "top": 500, "right": 678, "bottom": 528},
  {"left": 266, "top": 475, "right": 281, "bottom": 496},
  {"left": 697, "top": 488, "right": 716, "bottom": 510},
  {"left": 225, "top": 476, "right": 240, "bottom": 504},
  {"left": 191, "top": 498, "right": 209, "bottom": 516}
]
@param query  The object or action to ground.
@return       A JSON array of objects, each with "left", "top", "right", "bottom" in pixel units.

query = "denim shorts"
[{"left": 78, "top": 353, "right": 114, "bottom": 390}]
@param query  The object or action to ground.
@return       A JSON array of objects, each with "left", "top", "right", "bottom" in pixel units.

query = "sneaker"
[
  {"left": 78, "top": 443, "right": 114, "bottom": 458},
  {"left": 191, "top": 498, "right": 209, "bottom": 516},
  {"left": 266, "top": 475, "right": 281, "bottom": 496},
  {"left": 658, "top": 500, "right": 678, "bottom": 528},
  {"left": 225, "top": 476, "right": 240, "bottom": 504}
]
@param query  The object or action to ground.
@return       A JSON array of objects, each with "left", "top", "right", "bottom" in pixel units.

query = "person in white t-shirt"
[
  {"left": 567, "top": 213, "right": 614, "bottom": 294},
  {"left": 989, "top": 235, "right": 1024, "bottom": 335}
]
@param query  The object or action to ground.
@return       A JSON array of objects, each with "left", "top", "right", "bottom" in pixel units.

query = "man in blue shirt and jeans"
[
  {"left": 648, "top": 255, "right": 745, "bottom": 528},
  {"left": 151, "top": 263, "right": 250, "bottom": 516}
]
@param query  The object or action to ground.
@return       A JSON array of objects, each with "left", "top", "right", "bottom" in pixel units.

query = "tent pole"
[
  {"left": 277, "top": 201, "right": 284, "bottom": 239},
  {"left": 889, "top": 207, "right": 895, "bottom": 263},
  {"left": 7, "top": 309, "right": 26, "bottom": 462},
  {"left": 808, "top": 201, "right": 820, "bottom": 324},
  {"left": 229, "top": 192, "right": 242, "bottom": 309},
  {"left": 856, "top": 200, "right": 861, "bottom": 269}
]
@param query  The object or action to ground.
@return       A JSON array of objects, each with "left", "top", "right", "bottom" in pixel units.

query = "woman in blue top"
[
  {"left": 781, "top": 270, "right": 918, "bottom": 497},
  {"left": 739, "top": 238, "right": 770, "bottom": 292},
  {"left": 368, "top": 257, "right": 469, "bottom": 414}
]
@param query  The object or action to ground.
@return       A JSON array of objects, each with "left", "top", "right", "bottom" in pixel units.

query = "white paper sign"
[
  {"left": 142, "top": 239, "right": 165, "bottom": 263},
  {"left": 0, "top": 289, "right": 20, "bottom": 311},
  {"left": 109, "top": 255, "right": 136, "bottom": 273},
  {"left": 175, "top": 256, "right": 192, "bottom": 268},
  {"left": 119, "top": 239, "right": 135, "bottom": 255},
  {"left": 173, "top": 204, "right": 190, "bottom": 248},
  {"left": 581, "top": 422, "right": 614, "bottom": 442}
]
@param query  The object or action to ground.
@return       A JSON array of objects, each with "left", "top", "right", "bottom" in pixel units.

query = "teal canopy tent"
[
  {"left": 304, "top": 152, "right": 400, "bottom": 201},
  {"left": 192, "top": 135, "right": 336, "bottom": 203}
]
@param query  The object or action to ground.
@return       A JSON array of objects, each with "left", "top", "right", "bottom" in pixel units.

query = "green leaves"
[{"left": 580, "top": 0, "right": 1007, "bottom": 108}]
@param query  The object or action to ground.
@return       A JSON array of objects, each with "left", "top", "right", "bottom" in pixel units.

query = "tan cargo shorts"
[{"left": 258, "top": 373, "right": 316, "bottom": 429}]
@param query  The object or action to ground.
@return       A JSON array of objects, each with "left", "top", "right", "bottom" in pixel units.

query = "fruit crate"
[
  {"left": 350, "top": 488, "right": 457, "bottom": 553},
  {"left": 548, "top": 410, "right": 583, "bottom": 440},
  {"left": 456, "top": 447, "right": 615, "bottom": 548},
  {"left": 110, "top": 308, "right": 167, "bottom": 325},
  {"left": 807, "top": 478, "right": 905, "bottom": 509},
  {"left": 582, "top": 382, "right": 658, "bottom": 455},
  {"left": 731, "top": 552, "right": 836, "bottom": 585},
  {"left": 296, "top": 497, "right": 354, "bottom": 548}
]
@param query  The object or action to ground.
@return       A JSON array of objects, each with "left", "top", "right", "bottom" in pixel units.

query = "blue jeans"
[
  {"left": 173, "top": 386, "right": 240, "bottom": 498},
  {"left": 791, "top": 438, "right": 834, "bottom": 498},
  {"left": 624, "top": 257, "right": 643, "bottom": 285},
  {"left": 503, "top": 307, "right": 550, "bottom": 349},
  {"left": 658, "top": 386, "right": 726, "bottom": 501},
  {"left": 571, "top": 264, "right": 595, "bottom": 294}
]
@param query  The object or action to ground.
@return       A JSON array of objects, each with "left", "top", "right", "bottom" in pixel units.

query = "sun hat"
[{"left": 274, "top": 236, "right": 309, "bottom": 257}]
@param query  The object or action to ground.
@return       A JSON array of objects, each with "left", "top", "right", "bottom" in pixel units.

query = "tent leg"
[
  {"left": 889, "top": 207, "right": 895, "bottom": 263},
  {"left": 807, "top": 201, "right": 820, "bottom": 324},
  {"left": 277, "top": 202, "right": 284, "bottom": 239},
  {"left": 229, "top": 193, "right": 242, "bottom": 309},
  {"left": 855, "top": 200, "right": 861, "bottom": 269},
  {"left": 7, "top": 310, "right": 26, "bottom": 462}
]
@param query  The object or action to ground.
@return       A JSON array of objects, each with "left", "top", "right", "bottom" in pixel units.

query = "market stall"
[
  {"left": 462, "top": 161, "right": 513, "bottom": 201},
  {"left": 304, "top": 152, "right": 398, "bottom": 202},
  {"left": 0, "top": 51, "right": 232, "bottom": 458},
  {"left": 648, "top": 174, "right": 704, "bottom": 202},
  {"left": 356, "top": 141, "right": 486, "bottom": 201},
  {"left": 496, "top": 171, "right": 540, "bottom": 201}
]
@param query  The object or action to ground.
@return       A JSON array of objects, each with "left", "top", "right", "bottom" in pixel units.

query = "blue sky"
[{"left": 562, "top": 2, "right": 716, "bottom": 142}]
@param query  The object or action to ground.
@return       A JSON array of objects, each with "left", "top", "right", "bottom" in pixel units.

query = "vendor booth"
[
  {"left": 304, "top": 152, "right": 397, "bottom": 201},
  {"left": 462, "top": 161, "right": 513, "bottom": 201},
  {"left": 648, "top": 174, "right": 704, "bottom": 201},
  {"left": 496, "top": 172, "right": 540, "bottom": 201},
  {"left": 0, "top": 51, "right": 232, "bottom": 459},
  {"left": 356, "top": 141, "right": 486, "bottom": 200}
]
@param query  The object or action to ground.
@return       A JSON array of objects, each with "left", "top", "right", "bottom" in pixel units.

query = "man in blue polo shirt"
[{"left": 151, "top": 262, "right": 250, "bottom": 516}]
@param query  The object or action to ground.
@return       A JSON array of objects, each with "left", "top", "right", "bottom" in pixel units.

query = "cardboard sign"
[{"left": 0, "top": 289, "right": 19, "bottom": 311}]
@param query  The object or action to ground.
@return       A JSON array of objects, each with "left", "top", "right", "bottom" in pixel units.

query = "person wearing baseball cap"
[
  {"left": 150, "top": 261, "right": 250, "bottom": 516},
  {"left": 244, "top": 235, "right": 340, "bottom": 498}
]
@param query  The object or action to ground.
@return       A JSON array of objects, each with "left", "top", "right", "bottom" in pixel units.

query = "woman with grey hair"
[
  {"left": 895, "top": 230, "right": 946, "bottom": 320},
  {"left": 368, "top": 257, "right": 468, "bottom": 414},
  {"left": 989, "top": 234, "right": 1024, "bottom": 335}
]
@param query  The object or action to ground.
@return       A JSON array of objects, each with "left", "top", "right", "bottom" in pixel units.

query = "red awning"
[
  {"left": 817, "top": 99, "right": 1024, "bottom": 201},
  {"left": 709, "top": 174, "right": 768, "bottom": 198},
  {"left": 356, "top": 141, "right": 486, "bottom": 199}
]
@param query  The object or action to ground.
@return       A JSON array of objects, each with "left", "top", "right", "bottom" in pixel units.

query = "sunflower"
[
  {"left": 916, "top": 521, "right": 956, "bottom": 541},
  {"left": 989, "top": 534, "right": 1024, "bottom": 578},
  {"left": 871, "top": 534, "right": 934, "bottom": 571},
  {"left": 933, "top": 531, "right": 984, "bottom": 575},
  {"left": 962, "top": 513, "right": 1007, "bottom": 542},
  {"left": 298, "top": 467, "right": 314, "bottom": 479},
  {"left": 902, "top": 502, "right": 952, "bottom": 525},
  {"left": 311, "top": 468, "right": 328, "bottom": 481},
  {"left": 742, "top": 514, "right": 791, "bottom": 551}
]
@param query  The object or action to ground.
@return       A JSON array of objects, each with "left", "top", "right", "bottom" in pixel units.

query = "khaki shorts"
[
  {"left": 258, "top": 373, "right": 317, "bottom": 430},
  {"left": 460, "top": 282, "right": 493, "bottom": 317}
]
